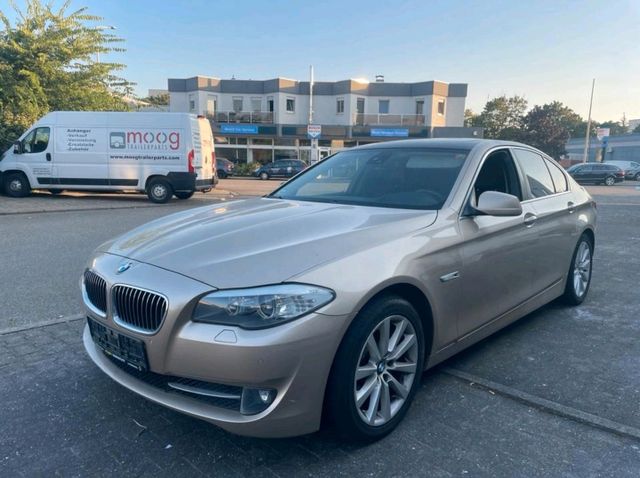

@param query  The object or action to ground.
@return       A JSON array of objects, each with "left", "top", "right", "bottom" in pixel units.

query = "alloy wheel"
[
  {"left": 573, "top": 241, "right": 591, "bottom": 298},
  {"left": 354, "top": 315, "right": 418, "bottom": 427}
]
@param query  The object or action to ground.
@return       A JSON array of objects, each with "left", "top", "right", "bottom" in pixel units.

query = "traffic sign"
[
  {"left": 307, "top": 124, "right": 322, "bottom": 139},
  {"left": 596, "top": 127, "right": 610, "bottom": 141}
]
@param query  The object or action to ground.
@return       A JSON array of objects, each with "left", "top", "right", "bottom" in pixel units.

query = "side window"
[
  {"left": 512, "top": 149, "right": 555, "bottom": 199},
  {"left": 473, "top": 149, "right": 523, "bottom": 203},
  {"left": 22, "top": 127, "right": 50, "bottom": 154},
  {"left": 545, "top": 158, "right": 568, "bottom": 193}
]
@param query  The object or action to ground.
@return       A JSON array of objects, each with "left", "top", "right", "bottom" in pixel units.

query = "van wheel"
[
  {"left": 325, "top": 294, "right": 424, "bottom": 442},
  {"left": 147, "top": 178, "right": 173, "bottom": 203},
  {"left": 260, "top": 172, "right": 269, "bottom": 180},
  {"left": 3, "top": 172, "right": 31, "bottom": 198},
  {"left": 174, "top": 191, "right": 195, "bottom": 200},
  {"left": 49, "top": 189, "right": 63, "bottom": 195}
]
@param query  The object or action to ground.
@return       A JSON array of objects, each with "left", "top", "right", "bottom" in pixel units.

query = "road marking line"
[
  {"left": 0, "top": 314, "right": 85, "bottom": 335},
  {"left": 443, "top": 367, "right": 640, "bottom": 441}
]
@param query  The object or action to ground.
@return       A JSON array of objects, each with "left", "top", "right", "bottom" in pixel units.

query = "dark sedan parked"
[
  {"left": 216, "top": 157, "right": 234, "bottom": 178},
  {"left": 567, "top": 163, "right": 624, "bottom": 186},
  {"left": 254, "top": 159, "right": 306, "bottom": 180}
]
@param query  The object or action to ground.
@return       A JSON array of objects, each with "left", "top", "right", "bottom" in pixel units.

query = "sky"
[{"left": 2, "top": 0, "right": 639, "bottom": 121}]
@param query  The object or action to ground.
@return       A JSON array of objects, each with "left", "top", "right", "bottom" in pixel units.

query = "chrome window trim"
[{"left": 111, "top": 283, "right": 169, "bottom": 336}]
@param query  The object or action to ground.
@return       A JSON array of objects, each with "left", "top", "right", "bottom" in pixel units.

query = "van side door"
[{"left": 17, "top": 127, "right": 53, "bottom": 186}]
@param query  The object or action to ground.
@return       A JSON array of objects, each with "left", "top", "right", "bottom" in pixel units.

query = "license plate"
[{"left": 88, "top": 317, "right": 148, "bottom": 371}]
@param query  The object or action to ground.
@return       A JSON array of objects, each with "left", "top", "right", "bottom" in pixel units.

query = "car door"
[
  {"left": 512, "top": 148, "right": 577, "bottom": 291},
  {"left": 457, "top": 148, "right": 539, "bottom": 336},
  {"left": 18, "top": 126, "right": 53, "bottom": 186},
  {"left": 571, "top": 164, "right": 590, "bottom": 183}
]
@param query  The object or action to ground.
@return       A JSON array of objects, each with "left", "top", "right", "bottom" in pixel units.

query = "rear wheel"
[
  {"left": 49, "top": 189, "right": 63, "bottom": 195},
  {"left": 604, "top": 176, "right": 616, "bottom": 186},
  {"left": 562, "top": 234, "right": 593, "bottom": 305},
  {"left": 325, "top": 294, "right": 425, "bottom": 441},
  {"left": 174, "top": 190, "right": 195, "bottom": 200},
  {"left": 3, "top": 172, "right": 31, "bottom": 198},
  {"left": 260, "top": 172, "right": 269, "bottom": 180},
  {"left": 634, "top": 173, "right": 640, "bottom": 181},
  {"left": 218, "top": 170, "right": 227, "bottom": 179},
  {"left": 146, "top": 178, "right": 173, "bottom": 203}
]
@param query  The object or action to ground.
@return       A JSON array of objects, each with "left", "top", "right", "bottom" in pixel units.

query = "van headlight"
[{"left": 192, "top": 284, "right": 335, "bottom": 329}]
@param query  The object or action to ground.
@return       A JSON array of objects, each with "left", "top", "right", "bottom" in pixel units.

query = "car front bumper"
[{"left": 81, "top": 253, "right": 348, "bottom": 438}]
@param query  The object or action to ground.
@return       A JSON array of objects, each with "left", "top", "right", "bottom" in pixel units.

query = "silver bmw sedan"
[{"left": 82, "top": 139, "right": 596, "bottom": 441}]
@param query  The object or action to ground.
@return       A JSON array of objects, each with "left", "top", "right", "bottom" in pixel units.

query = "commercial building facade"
[
  {"left": 168, "top": 75, "right": 481, "bottom": 164},
  {"left": 566, "top": 134, "right": 640, "bottom": 163}
]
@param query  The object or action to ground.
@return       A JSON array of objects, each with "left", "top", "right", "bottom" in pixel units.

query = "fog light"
[{"left": 240, "top": 387, "right": 276, "bottom": 415}]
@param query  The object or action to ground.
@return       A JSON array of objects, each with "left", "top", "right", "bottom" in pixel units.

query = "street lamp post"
[{"left": 94, "top": 25, "right": 116, "bottom": 62}]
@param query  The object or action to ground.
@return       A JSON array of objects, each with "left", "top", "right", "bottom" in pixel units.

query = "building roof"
[{"left": 168, "top": 76, "right": 467, "bottom": 97}]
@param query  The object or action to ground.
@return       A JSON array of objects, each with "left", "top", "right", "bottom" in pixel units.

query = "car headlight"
[{"left": 192, "top": 284, "right": 335, "bottom": 329}]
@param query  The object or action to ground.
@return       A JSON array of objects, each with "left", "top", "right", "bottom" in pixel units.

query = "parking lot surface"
[{"left": 1, "top": 182, "right": 640, "bottom": 476}]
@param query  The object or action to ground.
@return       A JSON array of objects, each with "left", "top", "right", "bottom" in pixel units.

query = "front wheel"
[
  {"left": 325, "top": 294, "right": 425, "bottom": 441},
  {"left": 634, "top": 173, "right": 640, "bottom": 181},
  {"left": 604, "top": 176, "right": 616, "bottom": 186},
  {"left": 146, "top": 178, "right": 173, "bottom": 203},
  {"left": 259, "top": 172, "right": 269, "bottom": 180},
  {"left": 562, "top": 234, "right": 593, "bottom": 305},
  {"left": 174, "top": 190, "right": 195, "bottom": 200},
  {"left": 3, "top": 172, "right": 31, "bottom": 198}
]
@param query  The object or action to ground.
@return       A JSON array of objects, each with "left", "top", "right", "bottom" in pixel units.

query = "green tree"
[
  {"left": 521, "top": 101, "right": 578, "bottom": 159},
  {"left": 463, "top": 108, "right": 476, "bottom": 127},
  {"left": 140, "top": 93, "right": 169, "bottom": 106},
  {"left": 471, "top": 95, "right": 528, "bottom": 140},
  {"left": 0, "top": 0, "right": 132, "bottom": 150},
  {"left": 633, "top": 123, "right": 640, "bottom": 134}
]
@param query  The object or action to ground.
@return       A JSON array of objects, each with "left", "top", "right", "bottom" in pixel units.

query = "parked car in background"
[
  {"left": 567, "top": 162, "right": 624, "bottom": 186},
  {"left": 0, "top": 111, "right": 217, "bottom": 203},
  {"left": 254, "top": 159, "right": 306, "bottom": 180},
  {"left": 216, "top": 157, "right": 234, "bottom": 178},
  {"left": 604, "top": 160, "right": 640, "bottom": 180},
  {"left": 82, "top": 139, "right": 596, "bottom": 441}
]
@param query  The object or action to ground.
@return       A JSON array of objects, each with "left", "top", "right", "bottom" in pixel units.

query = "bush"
[{"left": 233, "top": 163, "right": 258, "bottom": 177}]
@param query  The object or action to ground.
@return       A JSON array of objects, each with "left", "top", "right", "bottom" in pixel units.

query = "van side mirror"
[
  {"left": 13, "top": 141, "right": 23, "bottom": 154},
  {"left": 474, "top": 191, "right": 522, "bottom": 217}
]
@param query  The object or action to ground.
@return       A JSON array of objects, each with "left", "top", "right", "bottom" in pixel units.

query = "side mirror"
[
  {"left": 13, "top": 141, "right": 23, "bottom": 154},
  {"left": 475, "top": 191, "right": 522, "bottom": 217}
]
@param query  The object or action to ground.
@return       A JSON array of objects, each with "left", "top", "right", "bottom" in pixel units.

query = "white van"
[{"left": 0, "top": 112, "right": 218, "bottom": 203}]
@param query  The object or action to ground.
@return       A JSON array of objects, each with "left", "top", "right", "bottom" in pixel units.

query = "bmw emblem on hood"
[{"left": 117, "top": 261, "right": 133, "bottom": 274}]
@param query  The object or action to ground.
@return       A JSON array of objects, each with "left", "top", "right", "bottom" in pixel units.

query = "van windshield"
[{"left": 268, "top": 147, "right": 469, "bottom": 210}]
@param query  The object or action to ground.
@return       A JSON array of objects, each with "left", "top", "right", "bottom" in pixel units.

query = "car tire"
[
  {"left": 325, "top": 294, "right": 425, "bottom": 442},
  {"left": 604, "top": 176, "right": 616, "bottom": 186},
  {"left": 218, "top": 170, "right": 227, "bottom": 179},
  {"left": 634, "top": 173, "right": 640, "bottom": 181},
  {"left": 3, "top": 172, "right": 31, "bottom": 198},
  {"left": 260, "top": 172, "right": 269, "bottom": 180},
  {"left": 562, "top": 233, "right": 593, "bottom": 306},
  {"left": 174, "top": 191, "right": 195, "bottom": 200},
  {"left": 146, "top": 178, "right": 173, "bottom": 203},
  {"left": 49, "top": 189, "right": 64, "bottom": 195}
]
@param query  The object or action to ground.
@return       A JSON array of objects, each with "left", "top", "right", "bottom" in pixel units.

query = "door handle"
[
  {"left": 567, "top": 201, "right": 575, "bottom": 214},
  {"left": 523, "top": 213, "right": 537, "bottom": 227},
  {"left": 46, "top": 153, "right": 51, "bottom": 162}
]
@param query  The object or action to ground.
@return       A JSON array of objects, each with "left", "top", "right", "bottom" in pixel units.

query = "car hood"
[{"left": 99, "top": 198, "right": 437, "bottom": 288}]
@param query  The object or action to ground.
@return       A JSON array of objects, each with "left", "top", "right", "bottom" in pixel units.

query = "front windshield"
[{"left": 269, "top": 147, "right": 469, "bottom": 210}]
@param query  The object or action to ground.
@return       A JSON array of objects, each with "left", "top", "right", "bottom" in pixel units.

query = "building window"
[
  {"left": 251, "top": 97, "right": 262, "bottom": 112},
  {"left": 378, "top": 100, "right": 390, "bottom": 114},
  {"left": 336, "top": 98, "right": 345, "bottom": 114},
  {"left": 356, "top": 98, "right": 365, "bottom": 114},
  {"left": 415, "top": 99, "right": 424, "bottom": 115},
  {"left": 206, "top": 95, "right": 217, "bottom": 116},
  {"left": 188, "top": 94, "right": 196, "bottom": 112},
  {"left": 267, "top": 97, "right": 274, "bottom": 112},
  {"left": 437, "top": 99, "right": 446, "bottom": 115},
  {"left": 232, "top": 97, "right": 243, "bottom": 112},
  {"left": 286, "top": 97, "right": 295, "bottom": 113}
]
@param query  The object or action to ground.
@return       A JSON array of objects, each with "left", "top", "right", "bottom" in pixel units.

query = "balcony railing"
[
  {"left": 208, "top": 111, "right": 274, "bottom": 124},
  {"left": 353, "top": 114, "right": 426, "bottom": 126}
]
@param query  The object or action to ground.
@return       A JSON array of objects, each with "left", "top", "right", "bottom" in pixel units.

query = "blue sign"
[
  {"left": 370, "top": 128, "right": 409, "bottom": 138},
  {"left": 220, "top": 124, "right": 259, "bottom": 134}
]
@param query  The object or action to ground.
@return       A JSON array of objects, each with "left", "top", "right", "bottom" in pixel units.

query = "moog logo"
[{"left": 109, "top": 130, "right": 180, "bottom": 151}]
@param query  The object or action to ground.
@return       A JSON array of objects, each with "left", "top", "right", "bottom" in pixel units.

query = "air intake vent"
[
  {"left": 112, "top": 285, "right": 167, "bottom": 333},
  {"left": 84, "top": 270, "right": 107, "bottom": 314}
]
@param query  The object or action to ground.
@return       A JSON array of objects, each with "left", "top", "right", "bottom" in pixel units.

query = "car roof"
[{"left": 353, "top": 138, "right": 538, "bottom": 153}]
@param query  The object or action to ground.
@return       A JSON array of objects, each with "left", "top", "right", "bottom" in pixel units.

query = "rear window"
[{"left": 270, "top": 147, "right": 469, "bottom": 210}]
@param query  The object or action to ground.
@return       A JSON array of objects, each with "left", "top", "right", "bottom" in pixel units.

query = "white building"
[{"left": 168, "top": 75, "right": 480, "bottom": 164}]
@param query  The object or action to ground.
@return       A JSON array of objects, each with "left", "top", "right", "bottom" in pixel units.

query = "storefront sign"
[
  {"left": 220, "top": 124, "right": 259, "bottom": 134},
  {"left": 370, "top": 128, "right": 409, "bottom": 137}
]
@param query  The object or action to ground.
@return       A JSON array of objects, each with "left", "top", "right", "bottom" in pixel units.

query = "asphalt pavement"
[{"left": 1, "top": 182, "right": 640, "bottom": 476}]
